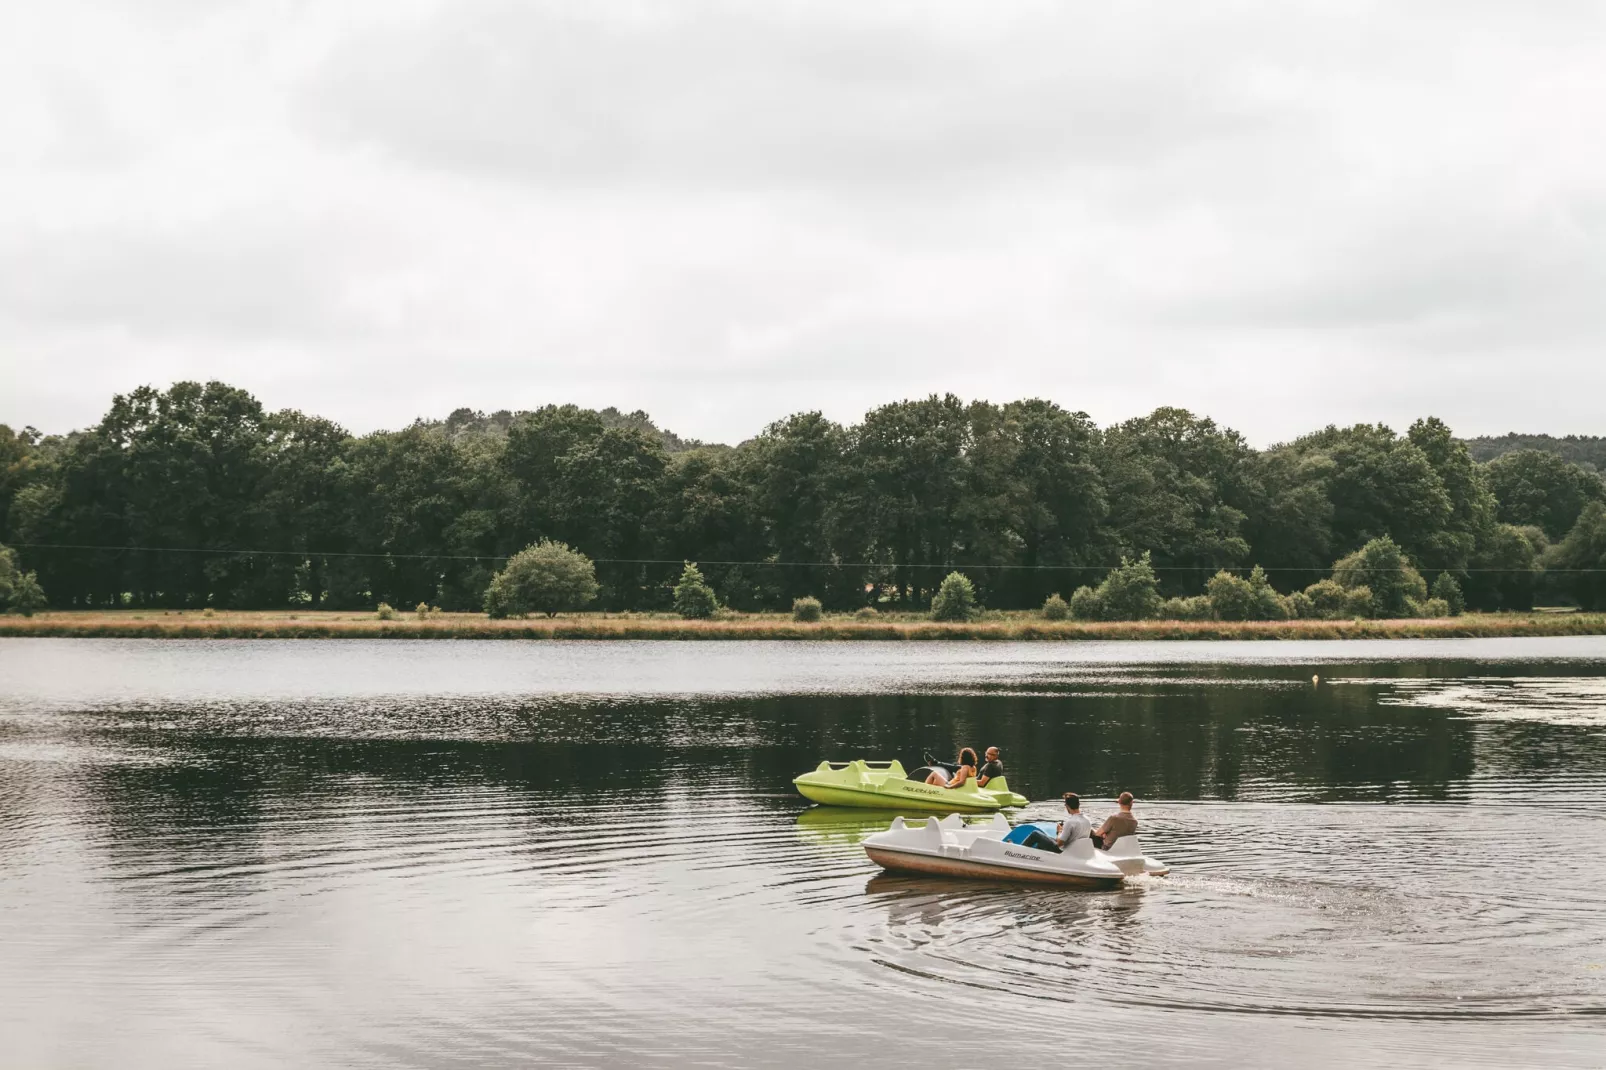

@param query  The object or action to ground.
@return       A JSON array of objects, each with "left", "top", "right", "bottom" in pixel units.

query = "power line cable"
[{"left": 11, "top": 541, "right": 1603, "bottom": 573}]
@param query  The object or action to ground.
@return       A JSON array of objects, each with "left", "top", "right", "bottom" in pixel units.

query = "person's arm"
[{"left": 944, "top": 765, "right": 972, "bottom": 788}]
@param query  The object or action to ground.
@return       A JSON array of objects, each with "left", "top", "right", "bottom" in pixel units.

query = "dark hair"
[
  {"left": 1118, "top": 791, "right": 1134, "bottom": 806},
  {"left": 958, "top": 747, "right": 978, "bottom": 767},
  {"left": 1063, "top": 793, "right": 1080, "bottom": 811}
]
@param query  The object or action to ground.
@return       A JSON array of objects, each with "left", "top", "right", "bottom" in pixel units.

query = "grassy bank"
[{"left": 1, "top": 609, "right": 1603, "bottom": 641}]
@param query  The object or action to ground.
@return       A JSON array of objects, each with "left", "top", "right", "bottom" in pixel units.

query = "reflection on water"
[{"left": 1, "top": 637, "right": 1605, "bottom": 1068}]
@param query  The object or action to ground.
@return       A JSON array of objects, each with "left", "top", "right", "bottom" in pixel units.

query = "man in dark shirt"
[{"left": 976, "top": 747, "right": 1005, "bottom": 788}]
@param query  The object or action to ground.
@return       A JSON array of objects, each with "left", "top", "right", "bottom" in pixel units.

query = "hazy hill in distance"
[
  {"left": 438, "top": 405, "right": 714, "bottom": 453},
  {"left": 1463, "top": 434, "right": 1606, "bottom": 472}
]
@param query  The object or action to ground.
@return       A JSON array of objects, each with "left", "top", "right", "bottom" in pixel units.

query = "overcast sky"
[{"left": 4, "top": 1, "right": 1604, "bottom": 445}]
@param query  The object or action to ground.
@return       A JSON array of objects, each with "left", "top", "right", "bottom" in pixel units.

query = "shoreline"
[{"left": 2, "top": 610, "right": 1602, "bottom": 641}]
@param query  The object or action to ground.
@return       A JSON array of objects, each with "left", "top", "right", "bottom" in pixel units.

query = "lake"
[{"left": 2, "top": 637, "right": 1605, "bottom": 1068}]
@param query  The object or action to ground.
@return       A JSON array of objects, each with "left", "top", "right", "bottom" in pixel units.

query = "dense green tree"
[
  {"left": 852, "top": 394, "right": 974, "bottom": 604},
  {"left": 1483, "top": 449, "right": 1606, "bottom": 540},
  {"left": 1465, "top": 433, "right": 1606, "bottom": 471},
  {"left": 1464, "top": 523, "right": 1541, "bottom": 611},
  {"left": 1282, "top": 424, "right": 1452, "bottom": 570},
  {"left": 1545, "top": 503, "right": 1606, "bottom": 610},
  {"left": 0, "top": 425, "right": 43, "bottom": 544},
  {"left": 994, "top": 400, "right": 1108, "bottom": 604},
  {"left": 1432, "top": 573, "right": 1466, "bottom": 616},
  {"left": 483, "top": 540, "right": 598, "bottom": 618},
  {"left": 741, "top": 412, "right": 859, "bottom": 606},
  {"left": 502, "top": 405, "right": 668, "bottom": 607},
  {"left": 1071, "top": 553, "right": 1162, "bottom": 620},
  {"left": 11, "top": 382, "right": 1595, "bottom": 617},
  {"left": 655, "top": 447, "right": 772, "bottom": 610},
  {"left": 1406, "top": 417, "right": 1497, "bottom": 573},
  {"left": 1331, "top": 536, "right": 1429, "bottom": 617},
  {"left": 1100, "top": 409, "right": 1252, "bottom": 594},
  {"left": 0, "top": 543, "right": 48, "bottom": 615},
  {"left": 673, "top": 562, "right": 718, "bottom": 619},
  {"left": 1243, "top": 446, "right": 1337, "bottom": 585},
  {"left": 1206, "top": 565, "right": 1287, "bottom": 621},
  {"left": 930, "top": 570, "right": 979, "bottom": 621}
]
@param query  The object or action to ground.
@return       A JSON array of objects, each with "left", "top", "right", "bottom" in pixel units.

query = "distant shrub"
[
  {"left": 1207, "top": 565, "right": 1287, "bottom": 621},
  {"left": 415, "top": 601, "right": 430, "bottom": 619},
  {"left": 1343, "top": 585, "right": 1375, "bottom": 619},
  {"left": 1041, "top": 593, "right": 1070, "bottom": 621},
  {"left": 792, "top": 596, "right": 823, "bottom": 622},
  {"left": 1415, "top": 597, "right": 1452, "bottom": 618},
  {"left": 1205, "top": 571, "right": 1256, "bottom": 621},
  {"left": 1332, "top": 536, "right": 1428, "bottom": 617},
  {"left": 1283, "top": 591, "right": 1315, "bottom": 620},
  {"left": 0, "top": 545, "right": 46, "bottom": 616},
  {"left": 1096, "top": 553, "right": 1162, "bottom": 620},
  {"left": 1304, "top": 579, "right": 1348, "bottom": 619},
  {"left": 1159, "top": 594, "right": 1213, "bottom": 620},
  {"left": 1068, "top": 585, "right": 1103, "bottom": 620},
  {"left": 202, "top": 607, "right": 216, "bottom": 619},
  {"left": 484, "top": 540, "right": 599, "bottom": 619},
  {"left": 930, "top": 571, "right": 979, "bottom": 622},
  {"left": 1432, "top": 573, "right": 1465, "bottom": 616},
  {"left": 673, "top": 562, "right": 719, "bottom": 619},
  {"left": 854, "top": 606, "right": 879, "bottom": 621},
  {"left": 375, "top": 602, "right": 395, "bottom": 620}
]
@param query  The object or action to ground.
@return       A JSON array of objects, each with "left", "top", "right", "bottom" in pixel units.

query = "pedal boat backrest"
[
  {"left": 813, "top": 759, "right": 907, "bottom": 782},
  {"left": 1103, "top": 835, "right": 1142, "bottom": 858},
  {"left": 887, "top": 815, "right": 946, "bottom": 847}
]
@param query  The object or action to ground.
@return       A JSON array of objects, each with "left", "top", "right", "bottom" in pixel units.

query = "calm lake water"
[{"left": 3, "top": 637, "right": 1606, "bottom": 1068}]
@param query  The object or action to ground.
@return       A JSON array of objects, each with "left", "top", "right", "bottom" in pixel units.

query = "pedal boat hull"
[
  {"left": 862, "top": 814, "right": 1155, "bottom": 890},
  {"left": 793, "top": 760, "right": 1018, "bottom": 813}
]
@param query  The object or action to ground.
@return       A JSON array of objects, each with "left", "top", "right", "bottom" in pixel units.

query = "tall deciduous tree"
[{"left": 1483, "top": 449, "right": 1606, "bottom": 540}]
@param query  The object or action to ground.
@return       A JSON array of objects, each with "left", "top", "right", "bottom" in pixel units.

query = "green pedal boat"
[{"left": 793, "top": 759, "right": 1029, "bottom": 812}]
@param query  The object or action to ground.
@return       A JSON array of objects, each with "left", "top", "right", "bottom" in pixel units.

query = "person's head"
[
  {"left": 985, "top": 746, "right": 1000, "bottom": 762},
  {"left": 958, "top": 747, "right": 978, "bottom": 767},
  {"left": 1118, "top": 791, "right": 1134, "bottom": 810},
  {"left": 1063, "top": 792, "right": 1080, "bottom": 812}
]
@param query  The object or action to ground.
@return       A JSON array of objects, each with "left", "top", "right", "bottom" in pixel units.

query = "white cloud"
[{"left": 3, "top": 0, "right": 1605, "bottom": 443}]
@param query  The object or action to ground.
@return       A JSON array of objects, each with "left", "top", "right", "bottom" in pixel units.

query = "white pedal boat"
[{"left": 862, "top": 814, "right": 1169, "bottom": 889}]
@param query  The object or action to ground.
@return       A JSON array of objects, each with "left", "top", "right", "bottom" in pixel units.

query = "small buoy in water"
[{"left": 1312, "top": 674, "right": 1320, "bottom": 686}]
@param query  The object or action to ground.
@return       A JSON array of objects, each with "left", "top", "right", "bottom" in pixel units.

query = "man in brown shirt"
[{"left": 1091, "top": 791, "right": 1138, "bottom": 849}]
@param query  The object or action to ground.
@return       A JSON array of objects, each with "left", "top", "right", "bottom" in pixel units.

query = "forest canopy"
[{"left": 2, "top": 382, "right": 1603, "bottom": 613}]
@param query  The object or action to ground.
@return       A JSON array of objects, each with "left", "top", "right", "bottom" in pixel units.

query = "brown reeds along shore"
[{"left": 2, "top": 609, "right": 1603, "bottom": 641}]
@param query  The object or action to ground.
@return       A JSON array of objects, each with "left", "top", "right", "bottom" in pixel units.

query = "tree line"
[{"left": 1, "top": 380, "right": 1604, "bottom": 614}]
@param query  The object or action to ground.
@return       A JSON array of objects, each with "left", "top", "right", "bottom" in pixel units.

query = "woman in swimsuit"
[{"left": 925, "top": 747, "right": 978, "bottom": 788}]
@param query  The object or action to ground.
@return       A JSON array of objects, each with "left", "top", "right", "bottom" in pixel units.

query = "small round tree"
[
  {"left": 1205, "top": 570, "right": 1257, "bottom": 621},
  {"left": 930, "top": 571, "right": 978, "bottom": 621},
  {"left": 673, "top": 562, "right": 719, "bottom": 619},
  {"left": 0, "top": 546, "right": 46, "bottom": 616},
  {"left": 484, "top": 540, "right": 599, "bottom": 618},
  {"left": 7, "top": 571, "right": 46, "bottom": 617},
  {"left": 792, "top": 596, "right": 823, "bottom": 622},
  {"left": 1096, "top": 553, "right": 1162, "bottom": 620},
  {"left": 1331, "top": 536, "right": 1427, "bottom": 618},
  {"left": 1041, "top": 593, "right": 1070, "bottom": 621},
  {"left": 1068, "top": 585, "right": 1103, "bottom": 620},
  {"left": 1207, "top": 565, "right": 1287, "bottom": 621},
  {"left": 1431, "top": 573, "right": 1465, "bottom": 616}
]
